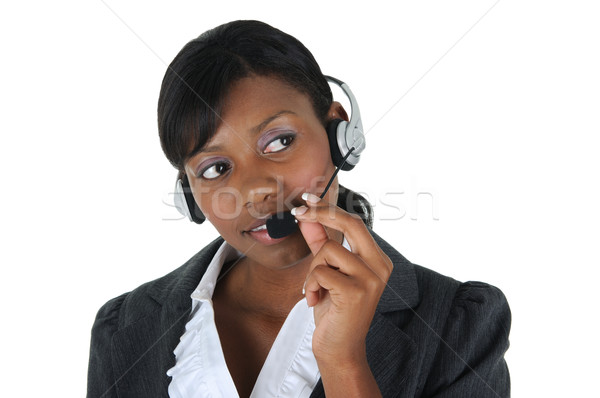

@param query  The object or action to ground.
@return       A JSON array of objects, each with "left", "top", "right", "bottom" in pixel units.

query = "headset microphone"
[{"left": 265, "top": 146, "right": 356, "bottom": 239}]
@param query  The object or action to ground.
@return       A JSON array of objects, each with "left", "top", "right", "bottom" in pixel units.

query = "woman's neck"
[
  {"left": 216, "top": 229, "right": 343, "bottom": 320},
  {"left": 220, "top": 254, "right": 311, "bottom": 320}
]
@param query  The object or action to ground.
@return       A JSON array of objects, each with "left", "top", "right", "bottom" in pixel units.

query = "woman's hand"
[{"left": 292, "top": 192, "right": 393, "bottom": 383}]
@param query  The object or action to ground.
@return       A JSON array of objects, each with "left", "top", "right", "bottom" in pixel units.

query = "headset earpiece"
[
  {"left": 324, "top": 76, "right": 366, "bottom": 171},
  {"left": 174, "top": 174, "right": 205, "bottom": 224},
  {"left": 326, "top": 118, "right": 355, "bottom": 171}
]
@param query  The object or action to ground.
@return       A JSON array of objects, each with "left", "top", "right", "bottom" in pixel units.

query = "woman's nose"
[{"left": 242, "top": 172, "right": 282, "bottom": 215}]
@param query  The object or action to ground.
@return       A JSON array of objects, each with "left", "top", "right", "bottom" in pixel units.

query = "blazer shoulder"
[
  {"left": 414, "top": 265, "right": 510, "bottom": 327},
  {"left": 88, "top": 292, "right": 128, "bottom": 397},
  {"left": 449, "top": 280, "right": 511, "bottom": 336},
  {"left": 420, "top": 280, "right": 512, "bottom": 396},
  {"left": 412, "top": 263, "right": 462, "bottom": 295},
  {"left": 91, "top": 291, "right": 129, "bottom": 335},
  {"left": 410, "top": 263, "right": 510, "bottom": 330},
  {"left": 367, "top": 229, "right": 511, "bottom": 396},
  {"left": 94, "top": 236, "right": 224, "bottom": 330}
]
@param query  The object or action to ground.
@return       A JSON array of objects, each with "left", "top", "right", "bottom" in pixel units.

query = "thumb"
[{"left": 297, "top": 215, "right": 328, "bottom": 256}]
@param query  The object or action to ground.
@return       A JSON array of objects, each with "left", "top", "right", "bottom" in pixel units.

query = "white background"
[{"left": 1, "top": 1, "right": 598, "bottom": 396}]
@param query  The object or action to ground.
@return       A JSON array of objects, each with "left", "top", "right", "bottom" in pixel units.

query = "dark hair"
[{"left": 158, "top": 20, "right": 373, "bottom": 228}]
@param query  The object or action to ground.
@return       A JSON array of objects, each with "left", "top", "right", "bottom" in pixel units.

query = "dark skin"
[
  {"left": 185, "top": 75, "right": 391, "bottom": 397},
  {"left": 212, "top": 262, "right": 298, "bottom": 397}
]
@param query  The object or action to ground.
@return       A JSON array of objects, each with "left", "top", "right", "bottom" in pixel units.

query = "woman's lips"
[{"left": 244, "top": 221, "right": 290, "bottom": 245}]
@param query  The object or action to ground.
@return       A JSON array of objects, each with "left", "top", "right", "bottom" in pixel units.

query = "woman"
[{"left": 87, "top": 20, "right": 511, "bottom": 397}]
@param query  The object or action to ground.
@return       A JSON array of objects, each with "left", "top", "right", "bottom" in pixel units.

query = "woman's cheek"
[
  {"left": 204, "top": 188, "right": 244, "bottom": 223},
  {"left": 293, "top": 155, "right": 335, "bottom": 194}
]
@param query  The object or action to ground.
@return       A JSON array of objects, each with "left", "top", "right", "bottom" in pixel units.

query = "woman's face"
[{"left": 184, "top": 75, "right": 342, "bottom": 269}]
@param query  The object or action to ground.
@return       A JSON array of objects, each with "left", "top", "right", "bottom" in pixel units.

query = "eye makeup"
[
  {"left": 195, "top": 156, "right": 231, "bottom": 180},
  {"left": 258, "top": 129, "right": 297, "bottom": 153},
  {"left": 192, "top": 128, "right": 297, "bottom": 180}
]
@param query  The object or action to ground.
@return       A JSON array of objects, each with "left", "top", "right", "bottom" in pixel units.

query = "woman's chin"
[{"left": 240, "top": 230, "right": 312, "bottom": 270}]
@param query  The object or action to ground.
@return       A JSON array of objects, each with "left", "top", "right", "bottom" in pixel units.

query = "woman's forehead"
[
  {"left": 183, "top": 75, "right": 319, "bottom": 166},
  {"left": 214, "top": 77, "right": 314, "bottom": 130},
  {"left": 220, "top": 76, "right": 313, "bottom": 116}
]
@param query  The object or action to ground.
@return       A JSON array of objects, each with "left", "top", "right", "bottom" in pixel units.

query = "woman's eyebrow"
[
  {"left": 250, "top": 110, "right": 296, "bottom": 135},
  {"left": 195, "top": 110, "right": 296, "bottom": 155},
  {"left": 198, "top": 144, "right": 223, "bottom": 154}
]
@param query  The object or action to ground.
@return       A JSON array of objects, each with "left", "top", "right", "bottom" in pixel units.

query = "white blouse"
[{"left": 167, "top": 238, "right": 350, "bottom": 397}]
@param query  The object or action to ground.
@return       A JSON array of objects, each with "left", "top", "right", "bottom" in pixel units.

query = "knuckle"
[
  {"left": 318, "top": 203, "right": 336, "bottom": 216},
  {"left": 348, "top": 212, "right": 364, "bottom": 226},
  {"left": 316, "top": 240, "right": 342, "bottom": 261},
  {"left": 365, "top": 275, "right": 382, "bottom": 292},
  {"left": 322, "top": 240, "right": 338, "bottom": 251},
  {"left": 312, "top": 264, "right": 328, "bottom": 275},
  {"left": 348, "top": 212, "right": 362, "bottom": 221},
  {"left": 349, "top": 281, "right": 366, "bottom": 301},
  {"left": 381, "top": 254, "right": 394, "bottom": 274}
]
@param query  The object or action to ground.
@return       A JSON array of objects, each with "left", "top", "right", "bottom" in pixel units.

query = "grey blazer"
[{"left": 87, "top": 231, "right": 510, "bottom": 397}]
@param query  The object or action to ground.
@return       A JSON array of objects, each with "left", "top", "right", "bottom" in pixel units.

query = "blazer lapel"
[
  {"left": 110, "top": 308, "right": 188, "bottom": 397},
  {"left": 110, "top": 238, "right": 225, "bottom": 397}
]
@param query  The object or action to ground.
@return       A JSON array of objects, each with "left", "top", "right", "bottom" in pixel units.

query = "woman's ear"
[{"left": 327, "top": 101, "right": 349, "bottom": 122}]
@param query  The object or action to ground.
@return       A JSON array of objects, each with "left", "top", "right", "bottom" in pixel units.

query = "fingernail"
[
  {"left": 291, "top": 206, "right": 308, "bottom": 216},
  {"left": 301, "top": 192, "right": 321, "bottom": 204}
]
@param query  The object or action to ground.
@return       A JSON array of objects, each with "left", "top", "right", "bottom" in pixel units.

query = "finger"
[
  {"left": 304, "top": 264, "right": 352, "bottom": 307},
  {"left": 292, "top": 193, "right": 337, "bottom": 256},
  {"left": 294, "top": 201, "right": 390, "bottom": 273},
  {"left": 307, "top": 240, "right": 372, "bottom": 279},
  {"left": 295, "top": 193, "right": 394, "bottom": 279},
  {"left": 293, "top": 206, "right": 328, "bottom": 256}
]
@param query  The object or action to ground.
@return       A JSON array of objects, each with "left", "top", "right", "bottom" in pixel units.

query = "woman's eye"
[
  {"left": 201, "top": 162, "right": 230, "bottom": 180},
  {"left": 264, "top": 135, "right": 294, "bottom": 153}
]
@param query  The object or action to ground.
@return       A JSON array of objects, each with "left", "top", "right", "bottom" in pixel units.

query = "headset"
[{"left": 173, "top": 76, "right": 366, "bottom": 227}]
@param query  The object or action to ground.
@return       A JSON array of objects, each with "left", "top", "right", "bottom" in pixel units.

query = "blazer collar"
[
  {"left": 149, "top": 237, "right": 225, "bottom": 311},
  {"left": 371, "top": 230, "right": 420, "bottom": 313}
]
